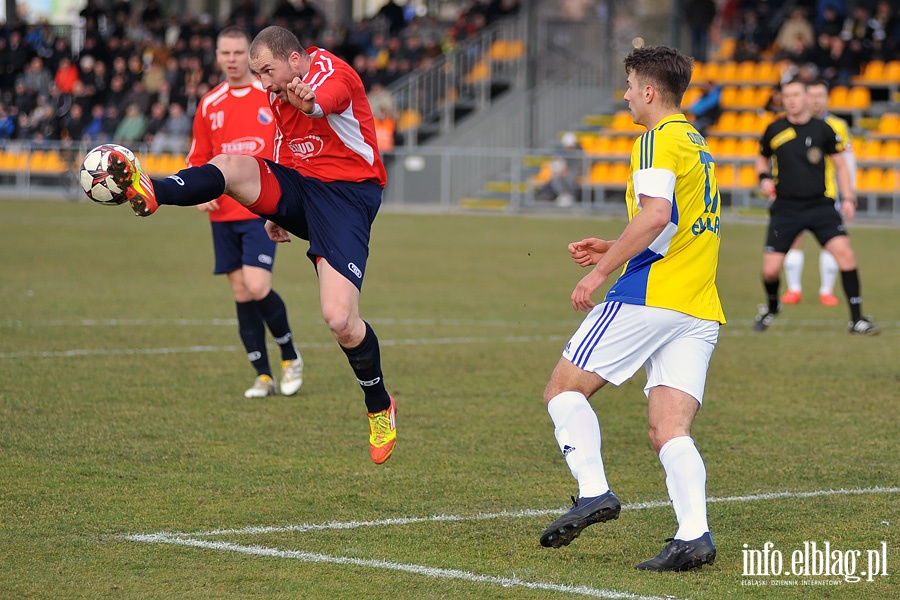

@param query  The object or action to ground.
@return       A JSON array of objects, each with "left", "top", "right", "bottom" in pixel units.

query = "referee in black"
[{"left": 753, "top": 78, "right": 879, "bottom": 335}]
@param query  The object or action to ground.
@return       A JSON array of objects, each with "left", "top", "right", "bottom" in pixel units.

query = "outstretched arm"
[{"left": 568, "top": 238, "right": 612, "bottom": 267}]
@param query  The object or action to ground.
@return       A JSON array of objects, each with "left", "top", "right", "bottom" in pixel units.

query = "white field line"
[
  {"left": 123, "top": 486, "right": 899, "bottom": 600},
  {"left": 150, "top": 485, "right": 900, "bottom": 539},
  {"left": 1, "top": 321, "right": 895, "bottom": 359},
  {"left": 125, "top": 534, "right": 666, "bottom": 600}
]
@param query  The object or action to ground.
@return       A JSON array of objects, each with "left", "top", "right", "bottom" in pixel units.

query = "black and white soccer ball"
[{"left": 79, "top": 143, "right": 140, "bottom": 205}]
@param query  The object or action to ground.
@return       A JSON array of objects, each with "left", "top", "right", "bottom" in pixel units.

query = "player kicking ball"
[{"left": 85, "top": 26, "right": 397, "bottom": 464}]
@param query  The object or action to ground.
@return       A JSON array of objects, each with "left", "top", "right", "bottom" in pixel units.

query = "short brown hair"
[
  {"left": 623, "top": 46, "right": 693, "bottom": 108},
  {"left": 250, "top": 25, "right": 305, "bottom": 61},
  {"left": 217, "top": 26, "right": 251, "bottom": 45}
]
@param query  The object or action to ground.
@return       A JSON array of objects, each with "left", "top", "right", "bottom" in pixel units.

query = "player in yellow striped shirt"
[{"left": 539, "top": 45, "right": 722, "bottom": 572}]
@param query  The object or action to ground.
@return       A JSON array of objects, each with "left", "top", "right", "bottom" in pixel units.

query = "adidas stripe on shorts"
[{"left": 562, "top": 301, "right": 720, "bottom": 404}]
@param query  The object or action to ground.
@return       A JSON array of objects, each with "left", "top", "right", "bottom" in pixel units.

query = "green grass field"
[{"left": 1, "top": 200, "right": 897, "bottom": 599}]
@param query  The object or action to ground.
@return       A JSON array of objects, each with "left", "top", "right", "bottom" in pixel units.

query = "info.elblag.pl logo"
[{"left": 742, "top": 541, "right": 889, "bottom": 586}]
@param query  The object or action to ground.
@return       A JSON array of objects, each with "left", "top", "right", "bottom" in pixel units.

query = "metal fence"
[{"left": 6, "top": 142, "right": 896, "bottom": 222}]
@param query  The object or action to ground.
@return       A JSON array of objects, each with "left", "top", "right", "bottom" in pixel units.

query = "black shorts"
[{"left": 764, "top": 196, "right": 848, "bottom": 254}]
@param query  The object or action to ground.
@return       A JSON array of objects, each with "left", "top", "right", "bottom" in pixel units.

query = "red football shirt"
[
  {"left": 187, "top": 80, "right": 277, "bottom": 222},
  {"left": 270, "top": 47, "right": 387, "bottom": 188}
]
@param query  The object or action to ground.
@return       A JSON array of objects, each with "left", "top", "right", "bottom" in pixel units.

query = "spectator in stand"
[
  {"left": 54, "top": 56, "right": 80, "bottom": 95},
  {"left": 733, "top": 8, "right": 770, "bottom": 59},
  {"left": 100, "top": 104, "right": 122, "bottom": 141},
  {"left": 114, "top": 103, "right": 148, "bottom": 143},
  {"left": 818, "top": 5, "right": 845, "bottom": 37},
  {"left": 0, "top": 103, "right": 16, "bottom": 142},
  {"left": 83, "top": 104, "right": 108, "bottom": 143},
  {"left": 372, "top": 103, "right": 396, "bottom": 163},
  {"left": 775, "top": 7, "right": 815, "bottom": 55},
  {"left": 18, "top": 57, "right": 53, "bottom": 97},
  {"left": 538, "top": 132, "right": 583, "bottom": 207},
  {"left": 684, "top": 0, "right": 717, "bottom": 62},
  {"left": 105, "top": 75, "right": 129, "bottom": 109},
  {"left": 151, "top": 102, "right": 192, "bottom": 153},
  {"left": 871, "top": 0, "right": 900, "bottom": 60},
  {"left": 60, "top": 102, "right": 88, "bottom": 143},
  {"left": 687, "top": 81, "right": 722, "bottom": 136},
  {"left": 377, "top": 0, "right": 407, "bottom": 36},
  {"left": 143, "top": 102, "right": 169, "bottom": 144},
  {"left": 763, "top": 83, "right": 783, "bottom": 113},
  {"left": 121, "top": 79, "right": 153, "bottom": 115}
]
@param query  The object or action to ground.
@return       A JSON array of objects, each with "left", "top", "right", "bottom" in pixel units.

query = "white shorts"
[{"left": 562, "top": 301, "right": 720, "bottom": 403}]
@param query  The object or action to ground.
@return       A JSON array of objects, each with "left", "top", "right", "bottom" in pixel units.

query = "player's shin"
[
  {"left": 548, "top": 391, "right": 610, "bottom": 498},
  {"left": 154, "top": 164, "right": 227, "bottom": 207},
  {"left": 659, "top": 436, "right": 709, "bottom": 540},
  {"left": 341, "top": 321, "right": 390, "bottom": 413}
]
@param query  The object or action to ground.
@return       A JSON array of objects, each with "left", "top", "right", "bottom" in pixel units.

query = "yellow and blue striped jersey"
[
  {"left": 605, "top": 113, "right": 726, "bottom": 324},
  {"left": 823, "top": 112, "right": 852, "bottom": 201}
]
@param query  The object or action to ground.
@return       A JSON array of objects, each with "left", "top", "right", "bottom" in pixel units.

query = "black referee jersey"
[{"left": 759, "top": 116, "right": 844, "bottom": 200}]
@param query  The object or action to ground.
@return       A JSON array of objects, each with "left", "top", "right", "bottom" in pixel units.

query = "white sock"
[
  {"left": 819, "top": 249, "right": 839, "bottom": 296},
  {"left": 783, "top": 249, "right": 804, "bottom": 293},
  {"left": 658, "top": 436, "right": 709, "bottom": 541},
  {"left": 547, "top": 391, "right": 610, "bottom": 498}
]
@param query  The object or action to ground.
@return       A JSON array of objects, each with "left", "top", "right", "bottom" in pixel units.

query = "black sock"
[
  {"left": 840, "top": 269, "right": 862, "bottom": 321},
  {"left": 340, "top": 321, "right": 390, "bottom": 413},
  {"left": 764, "top": 277, "right": 780, "bottom": 312},
  {"left": 154, "top": 164, "right": 226, "bottom": 207},
  {"left": 236, "top": 300, "right": 270, "bottom": 376},
  {"left": 257, "top": 290, "right": 297, "bottom": 361}
]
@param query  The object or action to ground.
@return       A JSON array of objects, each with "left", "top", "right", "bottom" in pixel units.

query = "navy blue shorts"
[
  {"left": 254, "top": 159, "right": 382, "bottom": 290},
  {"left": 210, "top": 218, "right": 277, "bottom": 275}
]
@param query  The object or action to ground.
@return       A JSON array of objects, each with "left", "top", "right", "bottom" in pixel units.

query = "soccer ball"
[{"left": 79, "top": 144, "right": 140, "bottom": 205}]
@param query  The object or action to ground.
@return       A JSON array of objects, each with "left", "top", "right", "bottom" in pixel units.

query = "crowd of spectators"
[
  {"left": 0, "top": 0, "right": 520, "bottom": 151},
  {"left": 721, "top": 0, "right": 900, "bottom": 87}
]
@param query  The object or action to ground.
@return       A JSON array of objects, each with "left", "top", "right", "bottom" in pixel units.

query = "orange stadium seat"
[
  {"left": 717, "top": 137, "right": 738, "bottom": 157},
  {"left": 847, "top": 86, "right": 871, "bottom": 110},
  {"left": 720, "top": 86, "right": 739, "bottom": 109},
  {"left": 857, "top": 60, "right": 885, "bottom": 83},
  {"left": 876, "top": 112, "right": 900, "bottom": 136},
  {"left": 464, "top": 61, "right": 490, "bottom": 84},
  {"left": 681, "top": 86, "right": 703, "bottom": 109},
  {"left": 856, "top": 139, "right": 881, "bottom": 160},
  {"left": 589, "top": 162, "right": 610, "bottom": 184},
  {"left": 738, "top": 137, "right": 759, "bottom": 157},
  {"left": 882, "top": 168, "right": 899, "bottom": 191},
  {"left": 397, "top": 109, "right": 422, "bottom": 132},
  {"left": 881, "top": 139, "right": 900, "bottom": 158},
  {"left": 610, "top": 111, "right": 642, "bottom": 132},
  {"left": 885, "top": 61, "right": 900, "bottom": 83},
  {"left": 856, "top": 167, "right": 881, "bottom": 193},
  {"left": 738, "top": 164, "right": 757, "bottom": 188},
  {"left": 610, "top": 136, "right": 633, "bottom": 156},
  {"left": 719, "top": 61, "right": 738, "bottom": 82},
  {"left": 736, "top": 111, "right": 759, "bottom": 133},
  {"left": 716, "top": 164, "right": 735, "bottom": 187}
]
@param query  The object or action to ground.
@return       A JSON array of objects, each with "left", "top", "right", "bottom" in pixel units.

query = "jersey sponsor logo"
[
  {"left": 258, "top": 107, "right": 274, "bottom": 125},
  {"left": 287, "top": 135, "right": 324, "bottom": 158},
  {"left": 692, "top": 214, "right": 720, "bottom": 236},
  {"left": 220, "top": 137, "right": 266, "bottom": 156},
  {"left": 348, "top": 262, "right": 363, "bottom": 279},
  {"left": 257, "top": 253, "right": 273, "bottom": 265}
]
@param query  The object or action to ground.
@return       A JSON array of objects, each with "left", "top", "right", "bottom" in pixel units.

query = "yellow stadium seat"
[
  {"left": 717, "top": 137, "right": 738, "bottom": 157},
  {"left": 610, "top": 111, "right": 642, "bottom": 132},
  {"left": 720, "top": 86, "right": 740, "bottom": 109},
  {"left": 397, "top": 109, "right": 422, "bottom": 132},
  {"left": 829, "top": 86, "right": 850, "bottom": 109},
  {"left": 700, "top": 62, "right": 719, "bottom": 82},
  {"left": 713, "top": 38, "right": 736, "bottom": 61},
  {"left": 530, "top": 162, "right": 553, "bottom": 186},
  {"left": 738, "top": 137, "right": 759, "bottom": 157},
  {"left": 736, "top": 111, "right": 759, "bottom": 133},
  {"left": 856, "top": 168, "right": 880, "bottom": 193},
  {"left": 607, "top": 161, "right": 629, "bottom": 185},
  {"left": 738, "top": 164, "right": 757, "bottom": 188},
  {"left": 882, "top": 168, "right": 899, "bottom": 191},
  {"left": 710, "top": 111, "right": 738, "bottom": 134},
  {"left": 716, "top": 164, "right": 735, "bottom": 187},
  {"left": 589, "top": 162, "right": 610, "bottom": 184},
  {"left": 858, "top": 60, "right": 884, "bottom": 83},
  {"left": 847, "top": 87, "right": 871, "bottom": 110},
  {"left": 856, "top": 139, "right": 881, "bottom": 160},
  {"left": 881, "top": 139, "right": 900, "bottom": 158},
  {"left": 691, "top": 62, "right": 706, "bottom": 83},
  {"left": 610, "top": 136, "right": 633, "bottom": 156},
  {"left": 737, "top": 61, "right": 757, "bottom": 82},
  {"left": 885, "top": 61, "right": 900, "bottom": 83},
  {"left": 681, "top": 86, "right": 703, "bottom": 109},
  {"left": 876, "top": 112, "right": 900, "bottom": 135},
  {"left": 719, "top": 61, "right": 738, "bottom": 82},
  {"left": 464, "top": 61, "right": 490, "bottom": 83}
]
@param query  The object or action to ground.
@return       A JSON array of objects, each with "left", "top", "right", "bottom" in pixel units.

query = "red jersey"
[
  {"left": 270, "top": 47, "right": 387, "bottom": 188},
  {"left": 188, "top": 80, "right": 277, "bottom": 222}
]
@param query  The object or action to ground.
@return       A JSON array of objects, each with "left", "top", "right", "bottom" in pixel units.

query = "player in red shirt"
[
  {"left": 100, "top": 26, "right": 397, "bottom": 465},
  {"left": 189, "top": 26, "right": 303, "bottom": 400}
]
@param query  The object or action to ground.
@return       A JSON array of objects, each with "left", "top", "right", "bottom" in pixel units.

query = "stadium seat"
[
  {"left": 720, "top": 86, "right": 739, "bottom": 109},
  {"left": 464, "top": 60, "right": 490, "bottom": 83},
  {"left": 885, "top": 61, "right": 900, "bottom": 83},
  {"left": 856, "top": 138, "right": 881, "bottom": 160},
  {"left": 876, "top": 112, "right": 900, "bottom": 136},
  {"left": 738, "top": 137, "right": 759, "bottom": 157},
  {"left": 856, "top": 167, "right": 882, "bottom": 193},
  {"left": 681, "top": 86, "right": 703, "bottom": 109},
  {"left": 589, "top": 161, "right": 610, "bottom": 184},
  {"left": 719, "top": 61, "right": 738, "bottom": 83},
  {"left": 716, "top": 164, "right": 735, "bottom": 187},
  {"left": 856, "top": 60, "right": 884, "bottom": 84},
  {"left": 847, "top": 86, "right": 871, "bottom": 111},
  {"left": 397, "top": 109, "right": 422, "bottom": 132},
  {"left": 610, "top": 136, "right": 633, "bottom": 156},
  {"left": 736, "top": 111, "right": 759, "bottom": 133},
  {"left": 0, "top": 150, "right": 27, "bottom": 173},
  {"left": 709, "top": 110, "right": 738, "bottom": 134},
  {"left": 738, "top": 164, "right": 757, "bottom": 188},
  {"left": 717, "top": 137, "right": 738, "bottom": 157},
  {"left": 610, "top": 111, "right": 642, "bottom": 132},
  {"left": 880, "top": 139, "right": 900, "bottom": 159}
]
